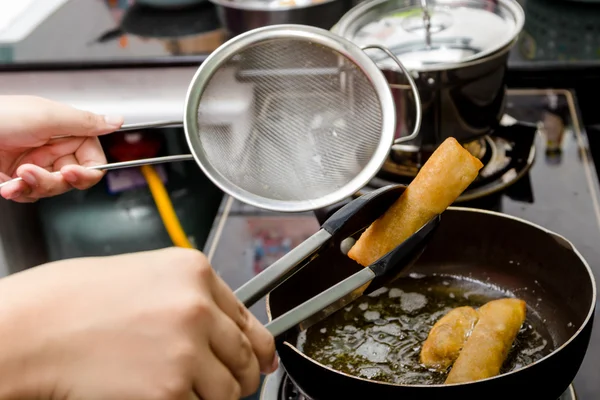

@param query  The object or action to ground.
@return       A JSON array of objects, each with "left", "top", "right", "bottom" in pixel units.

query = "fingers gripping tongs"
[{"left": 234, "top": 184, "right": 441, "bottom": 338}]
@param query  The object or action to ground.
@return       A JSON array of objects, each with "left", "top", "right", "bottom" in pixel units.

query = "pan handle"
[{"left": 360, "top": 44, "right": 422, "bottom": 144}]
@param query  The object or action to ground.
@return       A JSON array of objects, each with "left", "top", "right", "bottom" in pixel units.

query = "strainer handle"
[
  {"left": 0, "top": 155, "right": 195, "bottom": 189},
  {"left": 360, "top": 45, "right": 422, "bottom": 144},
  {"left": 0, "top": 120, "right": 191, "bottom": 188},
  {"left": 49, "top": 120, "right": 184, "bottom": 140},
  {"left": 118, "top": 120, "right": 183, "bottom": 132}
]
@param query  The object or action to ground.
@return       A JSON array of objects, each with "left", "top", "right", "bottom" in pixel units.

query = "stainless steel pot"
[
  {"left": 333, "top": 0, "right": 525, "bottom": 153},
  {"left": 209, "top": 0, "right": 355, "bottom": 38}
]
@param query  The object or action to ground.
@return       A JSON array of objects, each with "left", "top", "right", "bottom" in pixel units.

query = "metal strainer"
[{"left": 0, "top": 25, "right": 422, "bottom": 213}]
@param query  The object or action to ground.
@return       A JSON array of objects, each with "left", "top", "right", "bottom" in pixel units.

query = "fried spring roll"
[
  {"left": 420, "top": 306, "right": 479, "bottom": 370},
  {"left": 445, "top": 298, "right": 527, "bottom": 384},
  {"left": 348, "top": 137, "right": 484, "bottom": 267}
]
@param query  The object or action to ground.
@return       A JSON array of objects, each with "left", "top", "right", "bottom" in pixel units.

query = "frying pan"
[{"left": 266, "top": 204, "right": 596, "bottom": 400}]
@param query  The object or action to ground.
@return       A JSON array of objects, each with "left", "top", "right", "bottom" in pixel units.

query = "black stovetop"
[
  {"left": 2, "top": 0, "right": 600, "bottom": 71},
  {"left": 204, "top": 89, "right": 600, "bottom": 400}
]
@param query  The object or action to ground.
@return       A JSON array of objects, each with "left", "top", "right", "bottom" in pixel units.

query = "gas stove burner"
[
  {"left": 259, "top": 367, "right": 578, "bottom": 400},
  {"left": 365, "top": 121, "right": 537, "bottom": 202},
  {"left": 92, "top": 1, "right": 223, "bottom": 49},
  {"left": 383, "top": 136, "right": 489, "bottom": 178}
]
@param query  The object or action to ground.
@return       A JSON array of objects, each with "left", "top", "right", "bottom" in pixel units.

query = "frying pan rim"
[{"left": 265, "top": 206, "right": 597, "bottom": 388}]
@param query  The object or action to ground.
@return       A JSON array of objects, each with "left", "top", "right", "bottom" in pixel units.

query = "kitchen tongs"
[{"left": 235, "top": 184, "right": 441, "bottom": 338}]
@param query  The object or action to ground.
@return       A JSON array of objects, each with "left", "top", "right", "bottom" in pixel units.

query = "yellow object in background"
[{"left": 140, "top": 164, "right": 194, "bottom": 249}]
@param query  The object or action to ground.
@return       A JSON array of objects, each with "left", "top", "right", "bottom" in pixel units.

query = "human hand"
[
  {"left": 0, "top": 248, "right": 277, "bottom": 400},
  {"left": 0, "top": 95, "right": 124, "bottom": 202}
]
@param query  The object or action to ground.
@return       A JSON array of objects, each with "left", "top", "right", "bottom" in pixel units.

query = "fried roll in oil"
[
  {"left": 348, "top": 137, "right": 483, "bottom": 267},
  {"left": 445, "top": 298, "right": 527, "bottom": 384},
  {"left": 420, "top": 306, "right": 479, "bottom": 370}
]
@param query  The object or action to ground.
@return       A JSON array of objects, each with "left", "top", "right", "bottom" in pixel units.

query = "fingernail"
[
  {"left": 63, "top": 171, "right": 77, "bottom": 184},
  {"left": 104, "top": 115, "right": 124, "bottom": 128},
  {"left": 21, "top": 172, "right": 37, "bottom": 187},
  {"left": 7, "top": 190, "right": 22, "bottom": 200}
]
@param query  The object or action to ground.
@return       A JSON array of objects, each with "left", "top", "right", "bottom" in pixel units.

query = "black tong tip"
[{"left": 317, "top": 184, "right": 441, "bottom": 293}]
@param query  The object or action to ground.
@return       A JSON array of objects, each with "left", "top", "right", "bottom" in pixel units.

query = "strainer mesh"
[{"left": 197, "top": 37, "right": 384, "bottom": 203}]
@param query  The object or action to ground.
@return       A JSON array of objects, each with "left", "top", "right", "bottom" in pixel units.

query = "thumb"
[{"left": 0, "top": 96, "right": 124, "bottom": 140}]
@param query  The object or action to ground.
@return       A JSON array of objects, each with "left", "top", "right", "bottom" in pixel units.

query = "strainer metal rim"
[{"left": 183, "top": 24, "right": 397, "bottom": 213}]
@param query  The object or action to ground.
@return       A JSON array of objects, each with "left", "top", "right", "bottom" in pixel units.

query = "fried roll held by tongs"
[{"left": 348, "top": 137, "right": 483, "bottom": 267}]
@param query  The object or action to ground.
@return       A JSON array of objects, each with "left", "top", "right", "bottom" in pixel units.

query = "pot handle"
[{"left": 360, "top": 45, "right": 422, "bottom": 144}]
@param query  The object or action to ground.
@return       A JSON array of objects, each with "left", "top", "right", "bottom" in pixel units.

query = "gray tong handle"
[
  {"left": 235, "top": 229, "right": 332, "bottom": 308},
  {"left": 265, "top": 267, "right": 376, "bottom": 337},
  {"left": 0, "top": 120, "right": 188, "bottom": 189}
]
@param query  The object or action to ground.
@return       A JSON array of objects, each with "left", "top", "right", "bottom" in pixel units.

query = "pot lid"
[{"left": 333, "top": 0, "right": 525, "bottom": 71}]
